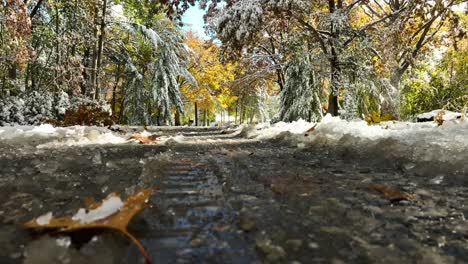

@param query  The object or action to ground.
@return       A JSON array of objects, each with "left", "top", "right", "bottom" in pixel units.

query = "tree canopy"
[{"left": 0, "top": 0, "right": 465, "bottom": 126}]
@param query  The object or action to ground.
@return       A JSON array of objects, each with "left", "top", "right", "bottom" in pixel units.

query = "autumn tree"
[
  {"left": 360, "top": 0, "right": 466, "bottom": 89},
  {"left": 0, "top": 0, "right": 31, "bottom": 95},
  {"left": 181, "top": 32, "right": 236, "bottom": 126}
]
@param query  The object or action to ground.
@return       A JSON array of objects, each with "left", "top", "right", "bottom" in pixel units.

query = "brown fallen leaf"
[
  {"left": 304, "top": 124, "right": 318, "bottom": 136},
  {"left": 129, "top": 134, "right": 161, "bottom": 144},
  {"left": 25, "top": 188, "right": 154, "bottom": 264},
  {"left": 369, "top": 184, "right": 414, "bottom": 203}
]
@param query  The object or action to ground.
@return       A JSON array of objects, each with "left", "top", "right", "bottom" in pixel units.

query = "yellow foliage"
[
  {"left": 366, "top": 111, "right": 396, "bottom": 125},
  {"left": 381, "top": 113, "right": 396, "bottom": 122},
  {"left": 182, "top": 32, "right": 237, "bottom": 112},
  {"left": 365, "top": 111, "right": 381, "bottom": 125}
]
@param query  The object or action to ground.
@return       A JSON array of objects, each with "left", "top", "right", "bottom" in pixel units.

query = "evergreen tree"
[{"left": 279, "top": 54, "right": 322, "bottom": 122}]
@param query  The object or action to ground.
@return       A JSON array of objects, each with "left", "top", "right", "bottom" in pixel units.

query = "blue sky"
[{"left": 182, "top": 5, "right": 208, "bottom": 39}]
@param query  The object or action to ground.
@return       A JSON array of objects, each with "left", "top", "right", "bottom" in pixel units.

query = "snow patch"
[
  {"left": 72, "top": 196, "right": 124, "bottom": 224},
  {"left": 36, "top": 212, "right": 53, "bottom": 225},
  {"left": 1, "top": 125, "right": 128, "bottom": 147},
  {"left": 56, "top": 237, "right": 71, "bottom": 248},
  {"left": 249, "top": 114, "right": 468, "bottom": 176},
  {"left": 417, "top": 110, "right": 462, "bottom": 121},
  {"left": 30, "top": 124, "right": 57, "bottom": 135},
  {"left": 243, "top": 119, "right": 313, "bottom": 139}
]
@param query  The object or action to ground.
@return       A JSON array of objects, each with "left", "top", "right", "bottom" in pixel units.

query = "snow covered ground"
[
  {"left": 0, "top": 124, "right": 127, "bottom": 148},
  {"left": 244, "top": 115, "right": 468, "bottom": 177},
  {"left": 1, "top": 115, "right": 467, "bottom": 177}
]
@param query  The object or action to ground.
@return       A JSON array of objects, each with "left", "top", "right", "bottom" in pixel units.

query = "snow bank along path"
[
  {"left": 245, "top": 115, "right": 468, "bottom": 178},
  {"left": 1, "top": 116, "right": 467, "bottom": 178},
  {"left": 0, "top": 124, "right": 127, "bottom": 147}
]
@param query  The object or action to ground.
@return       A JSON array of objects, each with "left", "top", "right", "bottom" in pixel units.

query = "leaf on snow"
[
  {"left": 128, "top": 134, "right": 161, "bottom": 144},
  {"left": 24, "top": 188, "right": 154, "bottom": 264},
  {"left": 434, "top": 111, "right": 445, "bottom": 126},
  {"left": 304, "top": 124, "right": 318, "bottom": 136}
]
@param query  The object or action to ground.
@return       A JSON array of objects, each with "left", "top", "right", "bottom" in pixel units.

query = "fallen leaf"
[
  {"left": 369, "top": 184, "right": 413, "bottom": 203},
  {"left": 304, "top": 124, "right": 318, "bottom": 136},
  {"left": 25, "top": 188, "right": 154, "bottom": 264},
  {"left": 434, "top": 111, "right": 445, "bottom": 126},
  {"left": 129, "top": 134, "right": 161, "bottom": 144}
]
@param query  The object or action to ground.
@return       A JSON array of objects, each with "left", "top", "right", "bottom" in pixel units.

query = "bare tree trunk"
[
  {"left": 118, "top": 88, "right": 126, "bottom": 124},
  {"left": 54, "top": 3, "right": 60, "bottom": 92},
  {"left": 8, "top": 65, "right": 17, "bottom": 82},
  {"left": 81, "top": 48, "right": 90, "bottom": 95},
  {"left": 29, "top": 0, "right": 44, "bottom": 19},
  {"left": 94, "top": 0, "right": 108, "bottom": 100},
  {"left": 234, "top": 102, "right": 238, "bottom": 124},
  {"left": 241, "top": 101, "right": 246, "bottom": 124},
  {"left": 111, "top": 64, "right": 121, "bottom": 115},
  {"left": 203, "top": 109, "right": 207, "bottom": 126},
  {"left": 175, "top": 111, "right": 181, "bottom": 126},
  {"left": 194, "top": 102, "right": 198, "bottom": 126},
  {"left": 90, "top": 3, "right": 99, "bottom": 99},
  {"left": 327, "top": 0, "right": 340, "bottom": 116}
]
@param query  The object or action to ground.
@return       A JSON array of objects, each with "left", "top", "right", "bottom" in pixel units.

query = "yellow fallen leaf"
[{"left": 434, "top": 111, "right": 445, "bottom": 126}]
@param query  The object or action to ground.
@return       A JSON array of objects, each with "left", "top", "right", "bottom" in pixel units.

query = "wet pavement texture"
[{"left": 0, "top": 127, "right": 467, "bottom": 264}]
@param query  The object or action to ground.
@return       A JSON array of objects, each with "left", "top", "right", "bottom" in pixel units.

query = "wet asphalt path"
[{"left": 0, "top": 127, "right": 467, "bottom": 264}]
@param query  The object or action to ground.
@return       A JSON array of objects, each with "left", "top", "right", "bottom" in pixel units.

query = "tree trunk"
[
  {"left": 326, "top": 0, "right": 340, "bottom": 117},
  {"left": 194, "top": 102, "right": 198, "bottom": 126},
  {"left": 54, "top": 3, "right": 60, "bottom": 92},
  {"left": 118, "top": 88, "right": 125, "bottom": 124},
  {"left": 8, "top": 65, "right": 17, "bottom": 81},
  {"left": 29, "top": 0, "right": 44, "bottom": 19},
  {"left": 175, "top": 111, "right": 181, "bottom": 126},
  {"left": 81, "top": 48, "right": 90, "bottom": 95},
  {"left": 90, "top": 3, "right": 99, "bottom": 99},
  {"left": 276, "top": 68, "right": 285, "bottom": 91},
  {"left": 203, "top": 109, "right": 207, "bottom": 126},
  {"left": 390, "top": 70, "right": 402, "bottom": 91},
  {"left": 111, "top": 64, "right": 121, "bottom": 115},
  {"left": 327, "top": 57, "right": 341, "bottom": 116},
  {"left": 241, "top": 101, "right": 246, "bottom": 124},
  {"left": 327, "top": 93, "right": 338, "bottom": 116},
  {"left": 24, "top": 63, "right": 30, "bottom": 91},
  {"left": 234, "top": 103, "right": 238, "bottom": 124},
  {"left": 94, "top": 0, "right": 108, "bottom": 101}
]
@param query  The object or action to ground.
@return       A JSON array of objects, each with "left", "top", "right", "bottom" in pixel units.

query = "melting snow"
[
  {"left": 72, "top": 196, "right": 124, "bottom": 224},
  {"left": 55, "top": 237, "right": 71, "bottom": 248},
  {"left": 0, "top": 125, "right": 127, "bottom": 147},
  {"left": 248, "top": 114, "right": 468, "bottom": 175},
  {"left": 36, "top": 212, "right": 53, "bottom": 226},
  {"left": 417, "top": 110, "right": 462, "bottom": 121},
  {"left": 30, "top": 124, "right": 57, "bottom": 135}
]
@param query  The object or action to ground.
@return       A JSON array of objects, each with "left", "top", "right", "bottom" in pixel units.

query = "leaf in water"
[
  {"left": 24, "top": 188, "right": 154, "bottom": 264},
  {"left": 369, "top": 184, "right": 414, "bottom": 203},
  {"left": 129, "top": 134, "right": 161, "bottom": 144}
]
